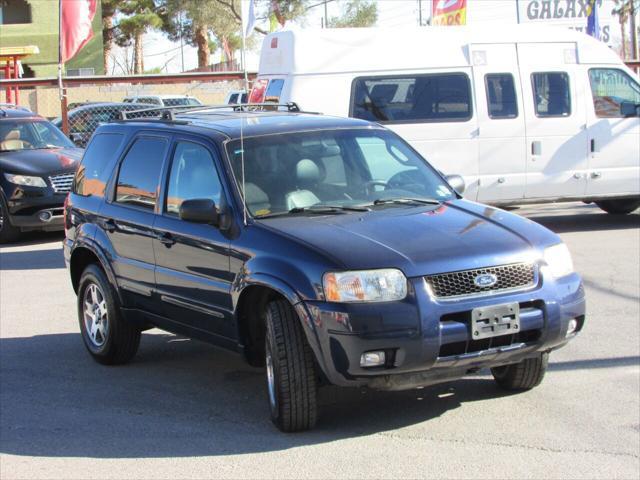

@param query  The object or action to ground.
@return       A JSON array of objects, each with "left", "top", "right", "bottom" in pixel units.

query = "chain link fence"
[{"left": 1, "top": 72, "right": 251, "bottom": 146}]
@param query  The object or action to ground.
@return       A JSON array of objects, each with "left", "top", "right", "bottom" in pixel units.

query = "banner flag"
[
  {"left": 60, "top": 0, "right": 97, "bottom": 63},
  {"left": 432, "top": 0, "right": 467, "bottom": 26},
  {"left": 586, "top": 0, "right": 600, "bottom": 39}
]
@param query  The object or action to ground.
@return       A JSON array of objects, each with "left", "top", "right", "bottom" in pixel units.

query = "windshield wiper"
[
  {"left": 255, "top": 204, "right": 370, "bottom": 219},
  {"left": 371, "top": 197, "right": 442, "bottom": 206}
]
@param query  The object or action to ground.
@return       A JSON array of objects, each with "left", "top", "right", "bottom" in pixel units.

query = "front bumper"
[
  {"left": 301, "top": 268, "right": 585, "bottom": 390},
  {"left": 2, "top": 185, "right": 67, "bottom": 231}
]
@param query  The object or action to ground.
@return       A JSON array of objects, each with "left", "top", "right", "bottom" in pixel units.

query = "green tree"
[
  {"left": 117, "top": 0, "right": 164, "bottom": 74},
  {"left": 328, "top": 0, "right": 377, "bottom": 28}
]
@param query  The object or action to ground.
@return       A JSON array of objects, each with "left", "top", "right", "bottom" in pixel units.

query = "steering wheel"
[{"left": 361, "top": 180, "right": 388, "bottom": 197}]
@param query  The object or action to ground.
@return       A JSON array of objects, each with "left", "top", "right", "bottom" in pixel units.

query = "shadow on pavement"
[
  {"left": 548, "top": 355, "right": 639, "bottom": 371},
  {"left": 0, "top": 247, "right": 65, "bottom": 270},
  {"left": 0, "top": 332, "right": 515, "bottom": 459},
  {"left": 1, "top": 231, "right": 64, "bottom": 247}
]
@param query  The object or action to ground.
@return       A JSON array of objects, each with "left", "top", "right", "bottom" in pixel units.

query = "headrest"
[
  {"left": 4, "top": 130, "right": 20, "bottom": 140},
  {"left": 296, "top": 159, "right": 320, "bottom": 185}
]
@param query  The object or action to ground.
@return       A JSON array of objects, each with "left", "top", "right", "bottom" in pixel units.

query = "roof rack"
[{"left": 118, "top": 102, "right": 310, "bottom": 121}]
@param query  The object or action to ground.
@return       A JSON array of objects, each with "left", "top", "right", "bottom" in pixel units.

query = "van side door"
[
  {"left": 152, "top": 136, "right": 235, "bottom": 346},
  {"left": 470, "top": 43, "right": 527, "bottom": 203},
  {"left": 517, "top": 42, "right": 589, "bottom": 200},
  {"left": 585, "top": 67, "right": 640, "bottom": 197}
]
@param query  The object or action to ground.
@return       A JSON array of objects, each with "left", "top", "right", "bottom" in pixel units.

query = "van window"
[
  {"left": 588, "top": 68, "right": 640, "bottom": 118},
  {"left": 532, "top": 72, "right": 571, "bottom": 117},
  {"left": 351, "top": 73, "right": 472, "bottom": 123},
  {"left": 485, "top": 74, "right": 518, "bottom": 119},
  {"left": 355, "top": 136, "right": 415, "bottom": 181},
  {"left": 74, "top": 133, "right": 125, "bottom": 197},
  {"left": 166, "top": 142, "right": 223, "bottom": 215},
  {"left": 115, "top": 137, "right": 168, "bottom": 210}
]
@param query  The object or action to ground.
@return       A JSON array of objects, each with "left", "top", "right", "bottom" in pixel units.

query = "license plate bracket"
[{"left": 471, "top": 303, "right": 520, "bottom": 340}]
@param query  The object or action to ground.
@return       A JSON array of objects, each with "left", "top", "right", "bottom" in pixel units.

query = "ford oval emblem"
[{"left": 474, "top": 273, "right": 498, "bottom": 288}]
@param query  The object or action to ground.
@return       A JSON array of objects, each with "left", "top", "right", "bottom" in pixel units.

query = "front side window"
[
  {"left": 115, "top": 137, "right": 168, "bottom": 210},
  {"left": 226, "top": 129, "right": 454, "bottom": 217},
  {"left": 0, "top": 120, "right": 74, "bottom": 152},
  {"left": 589, "top": 68, "right": 640, "bottom": 118},
  {"left": 166, "top": 142, "right": 222, "bottom": 215},
  {"left": 351, "top": 73, "right": 472, "bottom": 123},
  {"left": 532, "top": 72, "right": 571, "bottom": 117},
  {"left": 485, "top": 73, "right": 518, "bottom": 119}
]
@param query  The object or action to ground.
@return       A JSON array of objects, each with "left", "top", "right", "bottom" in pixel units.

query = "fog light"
[
  {"left": 360, "top": 351, "right": 385, "bottom": 368},
  {"left": 38, "top": 211, "right": 52, "bottom": 222},
  {"left": 566, "top": 318, "right": 578, "bottom": 337}
]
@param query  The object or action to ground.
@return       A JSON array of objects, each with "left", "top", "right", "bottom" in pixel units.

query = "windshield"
[
  {"left": 226, "top": 128, "right": 454, "bottom": 217},
  {"left": 163, "top": 97, "right": 201, "bottom": 106},
  {"left": 0, "top": 120, "right": 75, "bottom": 152}
]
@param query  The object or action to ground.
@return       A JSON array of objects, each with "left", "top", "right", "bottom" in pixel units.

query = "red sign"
[{"left": 432, "top": 0, "right": 467, "bottom": 26}]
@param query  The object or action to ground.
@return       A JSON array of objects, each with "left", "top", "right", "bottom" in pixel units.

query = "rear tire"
[
  {"left": 595, "top": 198, "right": 640, "bottom": 215},
  {"left": 0, "top": 195, "right": 20, "bottom": 244},
  {"left": 77, "top": 264, "right": 140, "bottom": 365},
  {"left": 491, "top": 353, "right": 548, "bottom": 391},
  {"left": 264, "top": 299, "right": 318, "bottom": 432}
]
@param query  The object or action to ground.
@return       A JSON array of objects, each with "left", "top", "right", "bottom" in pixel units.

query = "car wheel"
[
  {"left": 0, "top": 195, "right": 21, "bottom": 244},
  {"left": 264, "top": 299, "right": 318, "bottom": 432},
  {"left": 595, "top": 198, "right": 640, "bottom": 215},
  {"left": 78, "top": 264, "right": 140, "bottom": 365},
  {"left": 491, "top": 353, "right": 548, "bottom": 391}
]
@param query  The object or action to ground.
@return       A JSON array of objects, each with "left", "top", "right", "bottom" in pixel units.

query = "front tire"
[
  {"left": 595, "top": 198, "right": 640, "bottom": 215},
  {"left": 264, "top": 299, "right": 318, "bottom": 432},
  {"left": 491, "top": 353, "right": 548, "bottom": 391},
  {"left": 77, "top": 264, "right": 140, "bottom": 365},
  {"left": 0, "top": 195, "right": 20, "bottom": 244}
]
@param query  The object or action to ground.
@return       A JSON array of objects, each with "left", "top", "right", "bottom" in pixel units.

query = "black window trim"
[
  {"left": 484, "top": 72, "right": 519, "bottom": 120},
  {"left": 349, "top": 72, "right": 474, "bottom": 124},
  {"left": 531, "top": 71, "right": 572, "bottom": 118},
  {"left": 588, "top": 67, "right": 640, "bottom": 119},
  {"left": 160, "top": 135, "right": 230, "bottom": 220},
  {"left": 108, "top": 133, "right": 171, "bottom": 214}
]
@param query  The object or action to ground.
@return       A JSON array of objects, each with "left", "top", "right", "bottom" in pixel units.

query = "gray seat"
[
  {"left": 244, "top": 182, "right": 270, "bottom": 213},
  {"left": 285, "top": 159, "right": 321, "bottom": 210}
]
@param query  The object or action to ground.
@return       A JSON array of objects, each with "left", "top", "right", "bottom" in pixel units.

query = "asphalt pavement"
[{"left": 0, "top": 202, "right": 638, "bottom": 479}]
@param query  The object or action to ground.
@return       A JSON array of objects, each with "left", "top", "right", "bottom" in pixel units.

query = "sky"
[{"left": 128, "top": 0, "right": 621, "bottom": 75}]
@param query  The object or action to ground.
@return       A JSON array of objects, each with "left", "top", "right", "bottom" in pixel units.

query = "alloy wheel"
[{"left": 83, "top": 283, "right": 109, "bottom": 347}]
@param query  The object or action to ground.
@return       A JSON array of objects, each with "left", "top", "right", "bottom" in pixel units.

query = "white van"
[{"left": 252, "top": 26, "right": 640, "bottom": 214}]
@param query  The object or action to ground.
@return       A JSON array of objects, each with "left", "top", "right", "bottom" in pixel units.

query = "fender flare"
[
  {"left": 70, "top": 237, "right": 123, "bottom": 305},
  {"left": 234, "top": 273, "right": 330, "bottom": 378}
]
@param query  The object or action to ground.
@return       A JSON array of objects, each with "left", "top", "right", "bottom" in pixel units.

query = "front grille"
[
  {"left": 49, "top": 173, "right": 74, "bottom": 193},
  {"left": 425, "top": 263, "right": 536, "bottom": 299}
]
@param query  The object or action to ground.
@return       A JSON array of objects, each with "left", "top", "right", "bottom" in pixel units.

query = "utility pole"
[
  {"left": 630, "top": 0, "right": 638, "bottom": 60},
  {"left": 419, "top": 0, "right": 423, "bottom": 26},
  {"left": 324, "top": 0, "right": 329, "bottom": 28},
  {"left": 179, "top": 11, "right": 185, "bottom": 72}
]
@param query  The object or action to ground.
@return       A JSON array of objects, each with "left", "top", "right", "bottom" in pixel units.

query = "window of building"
[
  {"left": 351, "top": 73, "right": 472, "bottom": 123},
  {"left": 532, "top": 72, "right": 571, "bottom": 117},
  {"left": 115, "top": 137, "right": 168, "bottom": 210},
  {"left": 166, "top": 142, "right": 222, "bottom": 215},
  {"left": 0, "top": 0, "right": 32, "bottom": 24},
  {"left": 589, "top": 68, "right": 640, "bottom": 118},
  {"left": 66, "top": 68, "right": 95, "bottom": 77},
  {"left": 485, "top": 73, "right": 518, "bottom": 119}
]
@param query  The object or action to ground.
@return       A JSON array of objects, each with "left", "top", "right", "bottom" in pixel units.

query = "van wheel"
[
  {"left": 264, "top": 299, "right": 318, "bottom": 432},
  {"left": 78, "top": 264, "right": 141, "bottom": 365},
  {"left": 0, "top": 195, "right": 20, "bottom": 244},
  {"left": 491, "top": 353, "right": 548, "bottom": 391},
  {"left": 595, "top": 198, "right": 640, "bottom": 215}
]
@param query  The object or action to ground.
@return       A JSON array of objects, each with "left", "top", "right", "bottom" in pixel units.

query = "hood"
[
  {"left": 0, "top": 147, "right": 83, "bottom": 176},
  {"left": 260, "top": 200, "right": 549, "bottom": 277}
]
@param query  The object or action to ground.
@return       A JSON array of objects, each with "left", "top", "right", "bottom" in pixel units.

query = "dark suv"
[
  {"left": 64, "top": 107, "right": 586, "bottom": 432},
  {"left": 1, "top": 106, "right": 82, "bottom": 243}
]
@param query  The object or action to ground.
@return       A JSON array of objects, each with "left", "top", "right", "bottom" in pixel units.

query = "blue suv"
[{"left": 64, "top": 106, "right": 585, "bottom": 432}]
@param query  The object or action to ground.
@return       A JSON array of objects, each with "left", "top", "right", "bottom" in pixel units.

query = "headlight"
[
  {"left": 4, "top": 173, "right": 47, "bottom": 188},
  {"left": 543, "top": 243, "right": 574, "bottom": 278},
  {"left": 323, "top": 268, "right": 408, "bottom": 303}
]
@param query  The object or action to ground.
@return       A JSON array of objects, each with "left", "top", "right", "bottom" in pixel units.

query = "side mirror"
[
  {"left": 620, "top": 101, "right": 640, "bottom": 118},
  {"left": 179, "top": 198, "right": 219, "bottom": 226},
  {"left": 69, "top": 132, "right": 83, "bottom": 144},
  {"left": 445, "top": 174, "right": 466, "bottom": 194}
]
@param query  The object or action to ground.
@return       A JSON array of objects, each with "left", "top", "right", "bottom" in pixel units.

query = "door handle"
[
  {"left": 103, "top": 218, "right": 116, "bottom": 233},
  {"left": 591, "top": 171, "right": 602, "bottom": 179},
  {"left": 531, "top": 141, "right": 542, "bottom": 156},
  {"left": 158, "top": 232, "right": 176, "bottom": 247}
]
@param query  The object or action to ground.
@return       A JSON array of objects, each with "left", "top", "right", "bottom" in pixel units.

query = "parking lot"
[{"left": 0, "top": 202, "right": 638, "bottom": 479}]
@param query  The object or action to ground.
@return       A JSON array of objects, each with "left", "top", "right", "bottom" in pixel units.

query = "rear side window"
[
  {"left": 589, "top": 68, "right": 640, "bottom": 118},
  {"left": 74, "top": 133, "right": 125, "bottom": 197},
  {"left": 115, "top": 137, "right": 168, "bottom": 210},
  {"left": 485, "top": 73, "right": 518, "bottom": 119},
  {"left": 532, "top": 72, "right": 571, "bottom": 117},
  {"left": 351, "top": 73, "right": 472, "bottom": 123}
]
